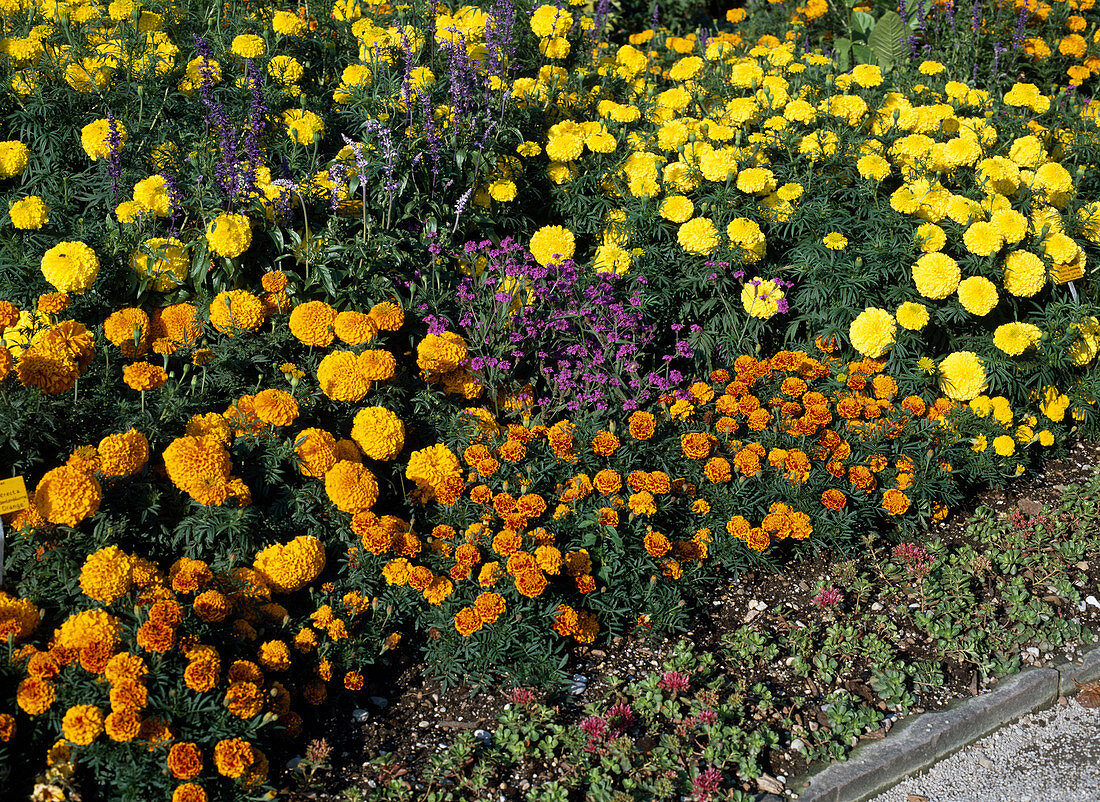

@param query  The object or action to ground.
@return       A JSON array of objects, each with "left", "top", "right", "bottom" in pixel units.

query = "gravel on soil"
[{"left": 868, "top": 697, "right": 1100, "bottom": 802}]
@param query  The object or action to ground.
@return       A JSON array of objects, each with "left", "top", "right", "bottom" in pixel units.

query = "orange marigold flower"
[
  {"left": 627, "top": 410, "right": 656, "bottom": 440},
  {"left": 344, "top": 670, "right": 364, "bottom": 690},
  {"left": 122, "top": 361, "right": 167, "bottom": 392},
  {"left": 703, "top": 456, "right": 731, "bottom": 483},
  {"left": 821, "top": 488, "right": 847, "bottom": 510},
  {"left": 474, "top": 591, "right": 506, "bottom": 623},
  {"left": 681, "top": 432, "right": 713, "bottom": 460},
  {"left": 514, "top": 569, "right": 548, "bottom": 598},
  {"left": 591, "top": 430, "right": 620, "bottom": 456},
  {"left": 209, "top": 290, "right": 264, "bottom": 334},
  {"left": 253, "top": 388, "right": 299, "bottom": 426},
  {"left": 172, "top": 784, "right": 208, "bottom": 802},
  {"left": 454, "top": 606, "right": 482, "bottom": 636},
  {"left": 644, "top": 531, "right": 671, "bottom": 558},
  {"left": 214, "top": 737, "right": 254, "bottom": 778},
  {"left": 882, "top": 488, "right": 911, "bottom": 515},
  {"left": 35, "top": 465, "right": 101, "bottom": 527},
  {"left": 104, "top": 308, "right": 151, "bottom": 357},
  {"left": 62, "top": 704, "right": 104, "bottom": 745},
  {"left": 104, "top": 709, "right": 141, "bottom": 742}
]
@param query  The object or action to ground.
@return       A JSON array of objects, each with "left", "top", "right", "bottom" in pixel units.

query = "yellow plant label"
[{"left": 0, "top": 477, "right": 28, "bottom": 515}]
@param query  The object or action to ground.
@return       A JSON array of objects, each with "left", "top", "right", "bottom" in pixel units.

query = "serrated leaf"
[{"left": 867, "top": 11, "right": 905, "bottom": 69}]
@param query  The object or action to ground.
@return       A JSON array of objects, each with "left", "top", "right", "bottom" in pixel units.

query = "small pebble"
[{"left": 351, "top": 709, "right": 371, "bottom": 723}]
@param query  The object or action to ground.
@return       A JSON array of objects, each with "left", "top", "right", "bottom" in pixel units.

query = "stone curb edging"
[{"left": 786, "top": 639, "right": 1100, "bottom": 802}]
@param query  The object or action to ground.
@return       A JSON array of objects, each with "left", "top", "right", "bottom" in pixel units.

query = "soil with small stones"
[{"left": 282, "top": 440, "right": 1100, "bottom": 801}]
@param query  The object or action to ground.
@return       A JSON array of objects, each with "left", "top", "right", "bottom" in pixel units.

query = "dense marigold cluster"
[{"left": 253, "top": 536, "right": 327, "bottom": 593}]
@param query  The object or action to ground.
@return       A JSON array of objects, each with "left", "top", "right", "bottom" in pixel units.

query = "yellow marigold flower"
[
  {"left": 406, "top": 444, "right": 462, "bottom": 496},
  {"left": 273, "top": 9, "right": 307, "bottom": 35},
  {"left": 81, "top": 119, "right": 126, "bottom": 161},
  {"left": 677, "top": 217, "right": 719, "bottom": 255},
  {"left": 209, "top": 289, "right": 264, "bottom": 333},
  {"left": 530, "top": 4, "right": 572, "bottom": 37},
  {"left": 324, "top": 461, "right": 379, "bottom": 514},
  {"left": 529, "top": 225, "right": 575, "bottom": 267},
  {"left": 283, "top": 108, "right": 324, "bottom": 145},
  {"left": 62, "top": 705, "right": 104, "bottom": 745},
  {"left": 162, "top": 435, "right": 233, "bottom": 505},
  {"left": 351, "top": 407, "right": 405, "bottom": 461},
  {"left": 822, "top": 232, "right": 847, "bottom": 250},
  {"left": 35, "top": 466, "right": 102, "bottom": 527},
  {"left": 41, "top": 241, "right": 100, "bottom": 294},
  {"left": 993, "top": 322, "right": 1043, "bottom": 356},
  {"left": 1002, "top": 250, "right": 1046, "bottom": 297},
  {"left": 231, "top": 34, "right": 265, "bottom": 59},
  {"left": 252, "top": 388, "right": 299, "bottom": 427},
  {"left": 488, "top": 179, "right": 517, "bottom": 202},
  {"left": 956, "top": 276, "right": 999, "bottom": 316},
  {"left": 10, "top": 195, "right": 48, "bottom": 229},
  {"left": 416, "top": 332, "right": 467, "bottom": 374},
  {"left": 939, "top": 351, "right": 988, "bottom": 401},
  {"left": 254, "top": 535, "right": 326, "bottom": 593},
  {"left": 316, "top": 350, "right": 370, "bottom": 401},
  {"left": 205, "top": 213, "right": 252, "bottom": 259},
  {"left": 736, "top": 167, "right": 776, "bottom": 195},
  {"left": 294, "top": 428, "right": 337, "bottom": 477},
  {"left": 0, "top": 140, "right": 29, "bottom": 178},
  {"left": 369, "top": 301, "right": 404, "bottom": 331},
  {"left": 133, "top": 175, "right": 172, "bottom": 217},
  {"left": 358, "top": 349, "right": 396, "bottom": 382},
  {"left": 741, "top": 278, "right": 784, "bottom": 319},
  {"left": 895, "top": 301, "right": 929, "bottom": 330},
  {"left": 115, "top": 200, "right": 144, "bottom": 223},
  {"left": 912, "top": 252, "right": 961, "bottom": 299},
  {"left": 849, "top": 307, "right": 896, "bottom": 358},
  {"left": 131, "top": 237, "right": 188, "bottom": 291},
  {"left": 659, "top": 195, "right": 694, "bottom": 223},
  {"left": 963, "top": 221, "right": 1004, "bottom": 257},
  {"left": 992, "top": 434, "right": 1016, "bottom": 456}
]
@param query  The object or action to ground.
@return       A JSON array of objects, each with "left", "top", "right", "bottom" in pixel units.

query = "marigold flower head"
[
  {"left": 289, "top": 301, "right": 337, "bottom": 346},
  {"left": 939, "top": 351, "right": 988, "bottom": 401},
  {"left": 253, "top": 388, "right": 299, "bottom": 427},
  {"left": 62, "top": 704, "right": 104, "bottom": 745},
  {"left": 11, "top": 195, "right": 49, "bottom": 229},
  {"left": 79, "top": 545, "right": 133, "bottom": 604},
  {"left": 35, "top": 466, "right": 101, "bottom": 527},
  {"left": 324, "top": 461, "right": 379, "bottom": 514},
  {"left": 123, "top": 361, "right": 168, "bottom": 391},
  {"left": 41, "top": 241, "right": 100, "bottom": 294},
  {"left": 317, "top": 350, "right": 370, "bottom": 401},
  {"left": 81, "top": 119, "right": 126, "bottom": 160},
  {"left": 912, "top": 252, "right": 961, "bottom": 299},
  {"left": 334, "top": 310, "right": 378, "bottom": 344},
  {"left": 206, "top": 213, "right": 252, "bottom": 258},
  {"left": 209, "top": 289, "right": 264, "bottom": 333},
  {"left": 529, "top": 225, "right": 575, "bottom": 266},
  {"left": 351, "top": 407, "right": 405, "bottom": 461},
  {"left": 849, "top": 307, "right": 897, "bottom": 358},
  {"left": 214, "top": 737, "right": 254, "bottom": 778},
  {"left": 993, "top": 322, "right": 1043, "bottom": 356},
  {"left": 369, "top": 301, "right": 405, "bottom": 331},
  {"left": 0, "top": 140, "right": 30, "bottom": 178}
]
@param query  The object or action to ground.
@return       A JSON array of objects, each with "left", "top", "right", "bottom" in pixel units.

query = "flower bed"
[{"left": 0, "top": 0, "right": 1099, "bottom": 799}]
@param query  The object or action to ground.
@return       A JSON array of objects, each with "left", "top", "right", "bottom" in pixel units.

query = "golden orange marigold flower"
[
  {"left": 214, "top": 737, "right": 254, "bottom": 778},
  {"left": 35, "top": 466, "right": 102, "bottom": 527},
  {"left": 168, "top": 742, "right": 203, "bottom": 780},
  {"left": 62, "top": 704, "right": 104, "bottom": 745}
]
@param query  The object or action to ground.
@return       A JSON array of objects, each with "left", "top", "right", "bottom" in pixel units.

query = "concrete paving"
[{"left": 867, "top": 697, "right": 1100, "bottom": 802}]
